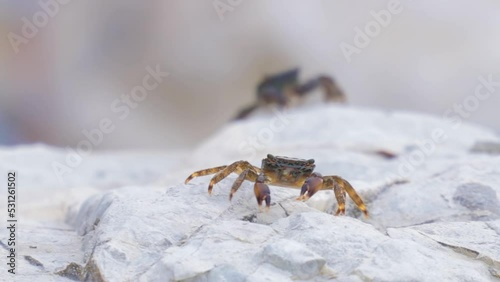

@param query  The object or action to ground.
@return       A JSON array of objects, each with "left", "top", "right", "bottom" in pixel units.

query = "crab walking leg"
[
  {"left": 295, "top": 76, "right": 345, "bottom": 103},
  {"left": 184, "top": 165, "right": 227, "bottom": 184},
  {"left": 321, "top": 177, "right": 347, "bottom": 215},
  {"left": 229, "top": 168, "right": 259, "bottom": 201},
  {"left": 323, "top": 176, "right": 368, "bottom": 217},
  {"left": 254, "top": 174, "right": 271, "bottom": 212},
  {"left": 207, "top": 161, "right": 260, "bottom": 195},
  {"left": 296, "top": 172, "right": 324, "bottom": 201},
  {"left": 333, "top": 183, "right": 347, "bottom": 216},
  {"left": 319, "top": 76, "right": 346, "bottom": 102},
  {"left": 233, "top": 103, "right": 259, "bottom": 120},
  {"left": 230, "top": 170, "right": 247, "bottom": 201}
]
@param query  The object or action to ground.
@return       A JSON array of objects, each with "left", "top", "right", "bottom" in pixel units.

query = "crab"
[
  {"left": 185, "top": 154, "right": 368, "bottom": 217},
  {"left": 234, "top": 68, "right": 346, "bottom": 120}
]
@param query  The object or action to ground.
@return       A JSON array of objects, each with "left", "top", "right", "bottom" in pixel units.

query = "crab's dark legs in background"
[
  {"left": 295, "top": 76, "right": 346, "bottom": 103},
  {"left": 233, "top": 103, "right": 260, "bottom": 120},
  {"left": 233, "top": 68, "right": 346, "bottom": 120}
]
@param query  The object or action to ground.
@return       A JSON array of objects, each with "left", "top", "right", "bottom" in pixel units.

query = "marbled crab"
[{"left": 185, "top": 154, "right": 368, "bottom": 217}]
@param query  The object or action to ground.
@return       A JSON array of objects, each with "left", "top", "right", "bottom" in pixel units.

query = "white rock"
[
  {"left": 4, "top": 105, "right": 500, "bottom": 281},
  {"left": 262, "top": 239, "right": 326, "bottom": 279},
  {"left": 408, "top": 221, "right": 500, "bottom": 270},
  {"left": 0, "top": 146, "right": 181, "bottom": 281}
]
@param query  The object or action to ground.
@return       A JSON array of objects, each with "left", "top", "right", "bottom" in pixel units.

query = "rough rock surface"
[
  {"left": 0, "top": 146, "right": 179, "bottom": 281},
  {"left": 2, "top": 105, "right": 500, "bottom": 281}
]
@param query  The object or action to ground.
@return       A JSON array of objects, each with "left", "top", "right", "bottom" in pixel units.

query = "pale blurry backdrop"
[{"left": 1, "top": 0, "right": 499, "bottom": 150}]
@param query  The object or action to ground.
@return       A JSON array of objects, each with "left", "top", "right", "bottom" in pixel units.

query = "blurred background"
[{"left": 1, "top": 0, "right": 499, "bottom": 150}]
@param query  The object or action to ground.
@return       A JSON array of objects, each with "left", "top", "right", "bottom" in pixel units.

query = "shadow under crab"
[{"left": 185, "top": 154, "right": 368, "bottom": 218}]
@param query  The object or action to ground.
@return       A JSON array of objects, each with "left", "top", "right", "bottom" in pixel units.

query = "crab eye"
[
  {"left": 307, "top": 159, "right": 315, "bottom": 164},
  {"left": 267, "top": 154, "right": 276, "bottom": 160}
]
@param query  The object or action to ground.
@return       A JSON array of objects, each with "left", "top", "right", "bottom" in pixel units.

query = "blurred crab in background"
[{"left": 234, "top": 68, "right": 346, "bottom": 120}]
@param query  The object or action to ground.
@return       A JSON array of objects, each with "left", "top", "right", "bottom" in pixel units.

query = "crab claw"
[
  {"left": 254, "top": 175, "right": 271, "bottom": 212},
  {"left": 256, "top": 194, "right": 271, "bottom": 213},
  {"left": 296, "top": 173, "right": 323, "bottom": 201}
]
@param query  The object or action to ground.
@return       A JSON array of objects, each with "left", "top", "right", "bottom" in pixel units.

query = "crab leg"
[
  {"left": 229, "top": 168, "right": 271, "bottom": 213},
  {"left": 229, "top": 168, "right": 259, "bottom": 201},
  {"left": 185, "top": 166, "right": 227, "bottom": 184},
  {"left": 333, "top": 184, "right": 347, "bottom": 216},
  {"left": 233, "top": 103, "right": 259, "bottom": 120},
  {"left": 295, "top": 76, "right": 345, "bottom": 102},
  {"left": 323, "top": 176, "right": 368, "bottom": 217},
  {"left": 207, "top": 161, "right": 260, "bottom": 195}
]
